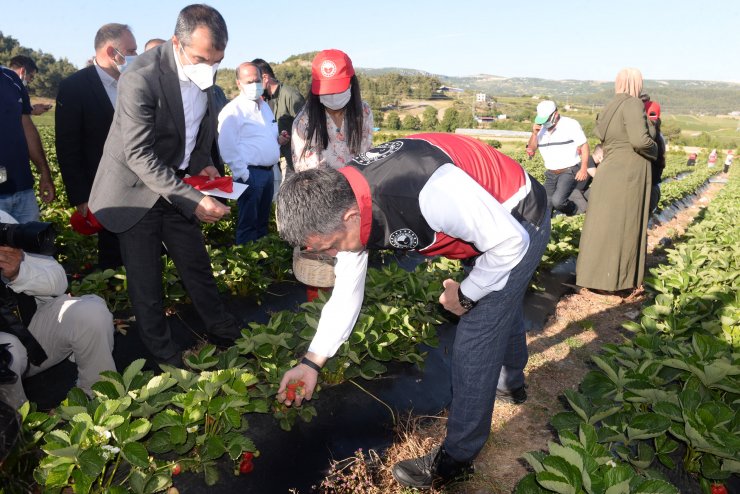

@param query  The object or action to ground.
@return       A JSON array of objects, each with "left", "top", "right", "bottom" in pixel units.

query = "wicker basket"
[{"left": 293, "top": 247, "right": 337, "bottom": 287}]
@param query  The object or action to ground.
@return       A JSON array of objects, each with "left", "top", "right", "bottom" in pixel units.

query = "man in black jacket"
[{"left": 55, "top": 23, "right": 137, "bottom": 269}]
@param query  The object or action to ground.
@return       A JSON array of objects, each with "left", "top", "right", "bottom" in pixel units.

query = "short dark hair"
[
  {"left": 174, "top": 4, "right": 228, "bottom": 51},
  {"left": 9, "top": 55, "right": 38, "bottom": 73},
  {"left": 251, "top": 58, "right": 275, "bottom": 79},
  {"left": 94, "top": 23, "right": 132, "bottom": 51},
  {"left": 276, "top": 168, "right": 357, "bottom": 246}
]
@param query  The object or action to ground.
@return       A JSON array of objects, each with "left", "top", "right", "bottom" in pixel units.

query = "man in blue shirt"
[{"left": 0, "top": 65, "right": 55, "bottom": 222}]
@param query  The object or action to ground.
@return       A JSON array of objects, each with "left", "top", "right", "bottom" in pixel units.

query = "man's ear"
[{"left": 342, "top": 207, "right": 361, "bottom": 224}]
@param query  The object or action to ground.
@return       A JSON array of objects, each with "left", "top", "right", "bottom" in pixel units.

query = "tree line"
[{"left": 0, "top": 32, "right": 77, "bottom": 98}]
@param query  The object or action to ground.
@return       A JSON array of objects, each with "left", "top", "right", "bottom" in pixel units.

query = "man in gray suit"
[{"left": 89, "top": 4, "right": 239, "bottom": 365}]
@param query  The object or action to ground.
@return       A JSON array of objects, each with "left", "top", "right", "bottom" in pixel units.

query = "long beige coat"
[{"left": 576, "top": 94, "right": 657, "bottom": 291}]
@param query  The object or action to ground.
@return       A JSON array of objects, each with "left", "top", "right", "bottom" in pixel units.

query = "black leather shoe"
[
  {"left": 497, "top": 385, "right": 527, "bottom": 404},
  {"left": 391, "top": 446, "right": 473, "bottom": 489}
]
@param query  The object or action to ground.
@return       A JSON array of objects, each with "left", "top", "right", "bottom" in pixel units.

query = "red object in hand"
[
  {"left": 183, "top": 175, "right": 233, "bottom": 193},
  {"left": 70, "top": 210, "right": 104, "bottom": 235},
  {"left": 711, "top": 484, "right": 727, "bottom": 494}
]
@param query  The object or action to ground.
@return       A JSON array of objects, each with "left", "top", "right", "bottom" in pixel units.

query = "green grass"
[
  {"left": 664, "top": 113, "right": 740, "bottom": 139},
  {"left": 31, "top": 109, "right": 55, "bottom": 127}
]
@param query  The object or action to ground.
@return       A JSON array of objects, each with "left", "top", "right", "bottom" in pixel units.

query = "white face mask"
[
  {"left": 319, "top": 87, "right": 352, "bottom": 110},
  {"left": 241, "top": 82, "right": 263, "bottom": 101},
  {"left": 180, "top": 45, "right": 218, "bottom": 90},
  {"left": 114, "top": 49, "right": 136, "bottom": 74}
]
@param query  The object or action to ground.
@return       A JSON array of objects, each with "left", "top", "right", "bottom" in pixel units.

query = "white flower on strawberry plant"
[
  {"left": 606, "top": 460, "right": 617, "bottom": 467},
  {"left": 187, "top": 425, "right": 198, "bottom": 433}
]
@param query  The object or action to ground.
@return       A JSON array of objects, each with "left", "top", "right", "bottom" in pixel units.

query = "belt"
[
  {"left": 548, "top": 164, "right": 579, "bottom": 175},
  {"left": 249, "top": 164, "right": 275, "bottom": 170}
]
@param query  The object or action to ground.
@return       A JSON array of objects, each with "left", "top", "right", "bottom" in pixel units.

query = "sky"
[{"left": 2, "top": 0, "right": 739, "bottom": 83}]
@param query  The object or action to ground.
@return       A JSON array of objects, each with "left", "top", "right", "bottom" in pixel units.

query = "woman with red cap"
[{"left": 292, "top": 49, "right": 374, "bottom": 171}]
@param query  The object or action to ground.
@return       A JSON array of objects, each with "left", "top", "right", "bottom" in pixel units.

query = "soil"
[{"left": 373, "top": 182, "right": 725, "bottom": 494}]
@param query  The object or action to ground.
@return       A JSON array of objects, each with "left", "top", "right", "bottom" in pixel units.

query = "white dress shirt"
[
  {"left": 93, "top": 61, "right": 118, "bottom": 106},
  {"left": 173, "top": 48, "right": 208, "bottom": 171},
  {"left": 308, "top": 164, "right": 530, "bottom": 357},
  {"left": 217, "top": 93, "right": 280, "bottom": 182}
]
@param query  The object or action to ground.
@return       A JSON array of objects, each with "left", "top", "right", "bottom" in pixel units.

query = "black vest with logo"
[{"left": 345, "top": 135, "right": 547, "bottom": 259}]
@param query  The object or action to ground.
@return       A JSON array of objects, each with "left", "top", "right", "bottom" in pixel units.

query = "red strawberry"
[
  {"left": 286, "top": 390, "right": 296, "bottom": 401},
  {"left": 242, "top": 452, "right": 254, "bottom": 462},
  {"left": 171, "top": 463, "right": 181, "bottom": 476},
  {"left": 711, "top": 485, "right": 727, "bottom": 494},
  {"left": 239, "top": 460, "right": 254, "bottom": 474}
]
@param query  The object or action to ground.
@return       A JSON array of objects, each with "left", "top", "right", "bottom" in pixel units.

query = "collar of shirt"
[
  {"left": 93, "top": 59, "right": 118, "bottom": 91},
  {"left": 173, "top": 46, "right": 192, "bottom": 83}
]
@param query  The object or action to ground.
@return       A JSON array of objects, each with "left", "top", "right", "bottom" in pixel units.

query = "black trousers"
[
  {"left": 117, "top": 199, "right": 238, "bottom": 359},
  {"left": 98, "top": 228, "right": 123, "bottom": 270}
]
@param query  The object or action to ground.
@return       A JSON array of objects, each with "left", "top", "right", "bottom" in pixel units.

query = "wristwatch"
[{"left": 458, "top": 287, "right": 477, "bottom": 311}]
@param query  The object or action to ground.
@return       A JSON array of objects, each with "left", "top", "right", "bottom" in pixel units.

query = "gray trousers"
[
  {"left": 0, "top": 294, "right": 115, "bottom": 409},
  {"left": 443, "top": 214, "right": 551, "bottom": 463}
]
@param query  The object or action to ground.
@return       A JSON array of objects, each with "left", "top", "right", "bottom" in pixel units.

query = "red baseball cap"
[
  {"left": 70, "top": 210, "right": 103, "bottom": 235},
  {"left": 644, "top": 100, "right": 661, "bottom": 121},
  {"left": 311, "top": 49, "right": 355, "bottom": 95}
]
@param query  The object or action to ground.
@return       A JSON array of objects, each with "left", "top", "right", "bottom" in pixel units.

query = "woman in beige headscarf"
[{"left": 575, "top": 68, "right": 657, "bottom": 295}]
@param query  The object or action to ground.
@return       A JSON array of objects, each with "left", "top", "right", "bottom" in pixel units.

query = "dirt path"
[{"left": 364, "top": 182, "right": 725, "bottom": 494}]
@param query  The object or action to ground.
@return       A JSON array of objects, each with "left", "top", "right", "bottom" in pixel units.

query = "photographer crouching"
[{"left": 0, "top": 210, "right": 115, "bottom": 410}]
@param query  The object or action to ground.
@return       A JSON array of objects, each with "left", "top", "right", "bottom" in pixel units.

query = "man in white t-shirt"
[{"left": 527, "top": 100, "right": 589, "bottom": 215}]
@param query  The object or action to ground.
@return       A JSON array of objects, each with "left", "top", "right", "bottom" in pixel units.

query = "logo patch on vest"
[
  {"left": 389, "top": 228, "right": 419, "bottom": 249},
  {"left": 354, "top": 141, "right": 403, "bottom": 166}
]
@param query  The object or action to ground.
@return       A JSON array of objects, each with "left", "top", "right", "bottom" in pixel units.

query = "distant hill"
[{"left": 358, "top": 67, "right": 740, "bottom": 114}]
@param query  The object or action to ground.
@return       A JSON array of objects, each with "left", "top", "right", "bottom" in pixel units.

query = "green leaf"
[
  {"left": 627, "top": 413, "right": 672, "bottom": 441},
  {"left": 169, "top": 424, "right": 187, "bottom": 445},
  {"left": 122, "top": 358, "right": 147, "bottom": 390},
  {"left": 603, "top": 465, "right": 633, "bottom": 494},
  {"left": 44, "top": 463, "right": 75, "bottom": 488},
  {"left": 151, "top": 409, "right": 182, "bottom": 431},
  {"left": 78, "top": 446, "right": 107, "bottom": 477},
  {"left": 551, "top": 412, "right": 583, "bottom": 433},
  {"left": 522, "top": 452, "right": 546, "bottom": 473},
  {"left": 542, "top": 455, "right": 581, "bottom": 490},
  {"left": 632, "top": 478, "right": 679, "bottom": 494},
  {"left": 548, "top": 442, "right": 584, "bottom": 473},
  {"left": 535, "top": 471, "right": 576, "bottom": 494},
  {"left": 143, "top": 474, "right": 172, "bottom": 494},
  {"left": 204, "top": 462, "right": 220, "bottom": 486},
  {"left": 147, "top": 430, "right": 173, "bottom": 454},
  {"left": 71, "top": 468, "right": 94, "bottom": 494},
  {"left": 515, "top": 473, "right": 550, "bottom": 494},
  {"left": 563, "top": 390, "right": 590, "bottom": 423},
  {"left": 122, "top": 442, "right": 150, "bottom": 469},
  {"left": 721, "top": 458, "right": 740, "bottom": 474},
  {"left": 201, "top": 436, "right": 227, "bottom": 461}
]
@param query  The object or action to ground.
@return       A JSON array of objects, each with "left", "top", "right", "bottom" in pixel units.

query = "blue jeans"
[
  {"left": 544, "top": 165, "right": 579, "bottom": 215},
  {"left": 236, "top": 167, "right": 274, "bottom": 244},
  {"left": 443, "top": 214, "right": 551, "bottom": 463},
  {"left": 0, "top": 189, "right": 40, "bottom": 223}
]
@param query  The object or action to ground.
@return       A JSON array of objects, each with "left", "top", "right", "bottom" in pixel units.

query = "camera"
[
  {"left": 0, "top": 221, "right": 56, "bottom": 255},
  {"left": 0, "top": 221, "right": 55, "bottom": 401}
]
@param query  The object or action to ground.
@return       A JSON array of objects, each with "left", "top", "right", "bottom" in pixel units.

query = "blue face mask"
[{"left": 114, "top": 49, "right": 136, "bottom": 73}]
